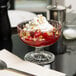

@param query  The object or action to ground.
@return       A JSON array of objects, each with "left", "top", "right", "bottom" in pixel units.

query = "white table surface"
[{"left": 0, "top": 49, "right": 66, "bottom": 76}]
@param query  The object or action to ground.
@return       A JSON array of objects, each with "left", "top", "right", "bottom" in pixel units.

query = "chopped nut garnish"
[
  {"left": 50, "top": 32, "right": 53, "bottom": 36},
  {"left": 55, "top": 31, "right": 59, "bottom": 35},
  {"left": 26, "top": 32, "right": 30, "bottom": 36},
  {"left": 20, "top": 31, "right": 26, "bottom": 37},
  {"left": 39, "top": 35, "right": 43, "bottom": 39},
  {"left": 39, "top": 38, "right": 45, "bottom": 41},
  {"left": 23, "top": 36, "right": 28, "bottom": 39},
  {"left": 33, "top": 37, "right": 37, "bottom": 41},
  {"left": 21, "top": 36, "right": 28, "bottom": 40},
  {"left": 53, "top": 27, "right": 57, "bottom": 32},
  {"left": 47, "top": 32, "right": 52, "bottom": 36}
]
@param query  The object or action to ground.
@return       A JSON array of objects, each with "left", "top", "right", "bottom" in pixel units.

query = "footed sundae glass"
[{"left": 17, "top": 15, "right": 62, "bottom": 65}]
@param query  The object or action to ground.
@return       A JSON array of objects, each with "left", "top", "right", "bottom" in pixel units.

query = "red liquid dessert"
[{"left": 17, "top": 15, "right": 61, "bottom": 47}]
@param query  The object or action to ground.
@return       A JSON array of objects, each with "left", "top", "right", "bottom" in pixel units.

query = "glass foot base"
[{"left": 24, "top": 51, "right": 55, "bottom": 65}]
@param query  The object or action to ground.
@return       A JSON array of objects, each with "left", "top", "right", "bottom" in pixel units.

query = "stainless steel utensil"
[{"left": 47, "top": 0, "right": 71, "bottom": 28}]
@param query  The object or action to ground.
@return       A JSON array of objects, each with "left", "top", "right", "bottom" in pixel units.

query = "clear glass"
[
  {"left": 24, "top": 47, "right": 55, "bottom": 65},
  {"left": 17, "top": 20, "right": 62, "bottom": 65}
]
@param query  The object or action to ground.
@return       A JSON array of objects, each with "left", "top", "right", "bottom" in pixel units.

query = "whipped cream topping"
[{"left": 23, "top": 14, "right": 53, "bottom": 32}]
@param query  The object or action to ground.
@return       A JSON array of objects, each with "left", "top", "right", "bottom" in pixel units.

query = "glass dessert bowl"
[{"left": 17, "top": 15, "right": 62, "bottom": 65}]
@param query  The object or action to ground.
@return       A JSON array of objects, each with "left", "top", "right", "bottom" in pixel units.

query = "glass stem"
[{"left": 35, "top": 47, "right": 43, "bottom": 53}]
